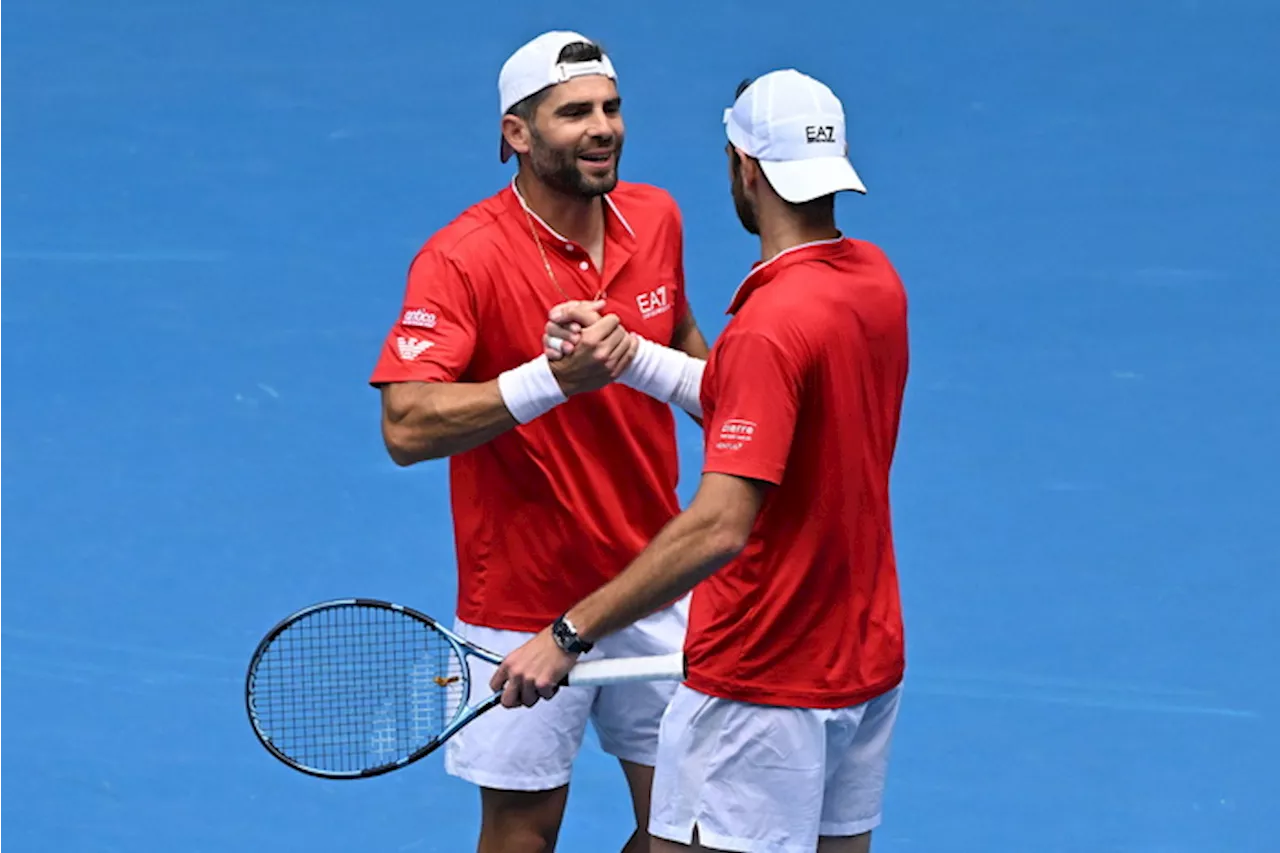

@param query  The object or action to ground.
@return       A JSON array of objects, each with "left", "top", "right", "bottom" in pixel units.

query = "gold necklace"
[{"left": 521, "top": 205, "right": 607, "bottom": 302}]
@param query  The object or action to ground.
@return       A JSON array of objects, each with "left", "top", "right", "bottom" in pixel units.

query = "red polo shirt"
[
  {"left": 686, "top": 237, "right": 909, "bottom": 709},
  {"left": 370, "top": 180, "right": 688, "bottom": 632}
]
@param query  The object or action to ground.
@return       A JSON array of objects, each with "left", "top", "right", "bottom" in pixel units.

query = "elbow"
[
  {"left": 686, "top": 473, "right": 764, "bottom": 569},
  {"left": 382, "top": 420, "right": 439, "bottom": 466},
  {"left": 706, "top": 518, "right": 751, "bottom": 565},
  {"left": 386, "top": 443, "right": 422, "bottom": 467}
]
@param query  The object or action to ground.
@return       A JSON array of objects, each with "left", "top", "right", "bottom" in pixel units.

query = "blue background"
[{"left": 3, "top": 1, "right": 1277, "bottom": 850}]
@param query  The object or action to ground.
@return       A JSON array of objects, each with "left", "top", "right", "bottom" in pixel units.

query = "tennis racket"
[{"left": 244, "top": 598, "right": 686, "bottom": 779}]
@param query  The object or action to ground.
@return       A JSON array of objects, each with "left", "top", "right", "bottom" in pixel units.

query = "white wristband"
[
  {"left": 669, "top": 354, "right": 705, "bottom": 417},
  {"left": 497, "top": 355, "right": 568, "bottom": 424},
  {"left": 619, "top": 337, "right": 705, "bottom": 417}
]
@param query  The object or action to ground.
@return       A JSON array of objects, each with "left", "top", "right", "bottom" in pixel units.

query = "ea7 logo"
[
  {"left": 805, "top": 125, "right": 836, "bottom": 143},
  {"left": 397, "top": 336, "right": 434, "bottom": 360},
  {"left": 636, "top": 285, "right": 673, "bottom": 320}
]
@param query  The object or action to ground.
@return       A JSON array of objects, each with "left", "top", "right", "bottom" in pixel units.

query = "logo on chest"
[{"left": 635, "top": 285, "right": 674, "bottom": 321}]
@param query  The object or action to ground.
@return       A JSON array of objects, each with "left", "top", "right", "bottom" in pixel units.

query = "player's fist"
[
  {"left": 490, "top": 628, "right": 576, "bottom": 709},
  {"left": 548, "top": 311, "right": 638, "bottom": 395},
  {"left": 544, "top": 300, "right": 604, "bottom": 361}
]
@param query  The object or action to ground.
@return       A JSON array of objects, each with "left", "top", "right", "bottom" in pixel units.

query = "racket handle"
[{"left": 561, "top": 652, "right": 686, "bottom": 687}]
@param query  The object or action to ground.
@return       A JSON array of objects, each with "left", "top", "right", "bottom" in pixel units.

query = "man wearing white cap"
[
  {"left": 495, "top": 69, "right": 910, "bottom": 852},
  {"left": 368, "top": 30, "right": 709, "bottom": 853}
]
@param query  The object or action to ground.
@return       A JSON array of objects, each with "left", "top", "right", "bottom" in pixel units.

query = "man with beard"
[
  {"left": 368, "top": 30, "right": 709, "bottom": 853},
  {"left": 496, "top": 69, "right": 910, "bottom": 853}
]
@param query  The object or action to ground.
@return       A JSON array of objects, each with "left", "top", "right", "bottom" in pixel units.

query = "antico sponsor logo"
[{"left": 402, "top": 309, "right": 438, "bottom": 329}]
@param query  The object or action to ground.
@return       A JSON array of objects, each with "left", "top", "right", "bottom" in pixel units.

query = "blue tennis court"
[{"left": 3, "top": 1, "right": 1277, "bottom": 850}]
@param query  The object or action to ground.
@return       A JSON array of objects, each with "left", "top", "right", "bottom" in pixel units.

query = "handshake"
[
  {"left": 541, "top": 300, "right": 638, "bottom": 397},
  {"left": 498, "top": 300, "right": 705, "bottom": 424}
]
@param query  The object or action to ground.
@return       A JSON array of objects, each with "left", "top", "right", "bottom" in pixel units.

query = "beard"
[
  {"left": 528, "top": 126, "right": 622, "bottom": 198},
  {"left": 731, "top": 166, "right": 760, "bottom": 235}
]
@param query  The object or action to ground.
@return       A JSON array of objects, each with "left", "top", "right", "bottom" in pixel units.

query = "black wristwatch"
[{"left": 551, "top": 614, "right": 594, "bottom": 654}]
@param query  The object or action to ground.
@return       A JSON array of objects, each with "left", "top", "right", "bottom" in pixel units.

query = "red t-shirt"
[
  {"left": 370, "top": 181, "right": 688, "bottom": 632},
  {"left": 686, "top": 237, "right": 909, "bottom": 709}
]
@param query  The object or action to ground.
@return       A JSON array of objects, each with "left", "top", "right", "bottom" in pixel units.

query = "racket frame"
[
  {"left": 244, "top": 598, "right": 685, "bottom": 780},
  {"left": 245, "top": 598, "right": 502, "bottom": 780}
]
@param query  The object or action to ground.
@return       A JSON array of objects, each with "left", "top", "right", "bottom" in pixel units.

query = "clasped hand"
[{"left": 545, "top": 300, "right": 637, "bottom": 395}]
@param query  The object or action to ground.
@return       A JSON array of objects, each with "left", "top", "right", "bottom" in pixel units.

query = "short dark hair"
[
  {"left": 727, "top": 77, "right": 754, "bottom": 163},
  {"left": 726, "top": 77, "right": 754, "bottom": 159},
  {"left": 507, "top": 41, "right": 607, "bottom": 122}
]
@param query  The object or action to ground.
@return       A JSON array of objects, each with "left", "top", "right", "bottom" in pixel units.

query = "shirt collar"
[
  {"left": 726, "top": 236, "right": 848, "bottom": 314},
  {"left": 506, "top": 178, "right": 636, "bottom": 254}
]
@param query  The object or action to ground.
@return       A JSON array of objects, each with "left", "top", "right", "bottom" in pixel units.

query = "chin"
[{"left": 579, "top": 170, "right": 619, "bottom": 197}]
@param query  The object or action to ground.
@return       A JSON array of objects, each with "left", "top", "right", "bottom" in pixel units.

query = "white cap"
[
  {"left": 724, "top": 69, "right": 866, "bottom": 203},
  {"left": 498, "top": 31, "right": 617, "bottom": 162}
]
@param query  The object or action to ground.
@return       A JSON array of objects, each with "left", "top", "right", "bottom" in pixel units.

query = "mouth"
[{"left": 578, "top": 149, "right": 616, "bottom": 169}]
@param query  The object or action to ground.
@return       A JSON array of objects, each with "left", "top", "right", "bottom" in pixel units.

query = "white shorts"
[
  {"left": 444, "top": 599, "right": 688, "bottom": 792},
  {"left": 649, "top": 682, "right": 902, "bottom": 853}
]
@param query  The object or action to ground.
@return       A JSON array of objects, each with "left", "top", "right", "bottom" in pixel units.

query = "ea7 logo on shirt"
[
  {"left": 402, "top": 308, "right": 438, "bottom": 329},
  {"left": 806, "top": 125, "right": 836, "bottom": 143},
  {"left": 636, "top": 285, "right": 673, "bottom": 320},
  {"left": 715, "top": 418, "right": 757, "bottom": 451},
  {"left": 397, "top": 336, "right": 434, "bottom": 360}
]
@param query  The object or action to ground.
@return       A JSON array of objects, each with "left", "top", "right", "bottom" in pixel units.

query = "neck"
[
  {"left": 757, "top": 190, "right": 839, "bottom": 261},
  {"left": 756, "top": 203, "right": 840, "bottom": 263},
  {"left": 515, "top": 171, "right": 605, "bottom": 247}
]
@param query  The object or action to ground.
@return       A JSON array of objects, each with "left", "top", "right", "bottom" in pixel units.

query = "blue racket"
[{"left": 244, "top": 598, "right": 685, "bottom": 779}]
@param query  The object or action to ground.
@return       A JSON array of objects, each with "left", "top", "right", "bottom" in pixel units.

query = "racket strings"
[{"left": 250, "top": 605, "right": 466, "bottom": 774}]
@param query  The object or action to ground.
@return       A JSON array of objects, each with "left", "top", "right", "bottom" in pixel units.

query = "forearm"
[
  {"left": 567, "top": 508, "right": 744, "bottom": 644},
  {"left": 383, "top": 352, "right": 576, "bottom": 464},
  {"left": 382, "top": 380, "right": 518, "bottom": 464}
]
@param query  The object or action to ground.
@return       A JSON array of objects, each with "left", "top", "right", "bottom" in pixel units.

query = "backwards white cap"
[
  {"left": 498, "top": 31, "right": 617, "bottom": 163},
  {"left": 724, "top": 69, "right": 866, "bottom": 203}
]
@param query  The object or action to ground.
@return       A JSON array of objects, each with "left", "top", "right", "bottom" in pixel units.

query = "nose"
[{"left": 585, "top": 105, "right": 617, "bottom": 142}]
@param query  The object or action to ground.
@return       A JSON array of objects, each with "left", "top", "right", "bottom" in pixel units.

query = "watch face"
[{"left": 553, "top": 617, "right": 587, "bottom": 653}]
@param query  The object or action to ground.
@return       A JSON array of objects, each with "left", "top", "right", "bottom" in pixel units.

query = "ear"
[
  {"left": 735, "top": 149, "right": 763, "bottom": 190},
  {"left": 501, "top": 114, "right": 533, "bottom": 159}
]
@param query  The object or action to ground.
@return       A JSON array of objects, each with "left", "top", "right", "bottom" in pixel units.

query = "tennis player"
[
  {"left": 493, "top": 69, "right": 910, "bottom": 853},
  {"left": 368, "top": 31, "right": 709, "bottom": 853}
]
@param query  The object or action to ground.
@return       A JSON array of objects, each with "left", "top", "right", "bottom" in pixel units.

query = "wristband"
[
  {"left": 619, "top": 337, "right": 705, "bottom": 417},
  {"left": 669, "top": 354, "right": 705, "bottom": 417},
  {"left": 497, "top": 355, "right": 567, "bottom": 424}
]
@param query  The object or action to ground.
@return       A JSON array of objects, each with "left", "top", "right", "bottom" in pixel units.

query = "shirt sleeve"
[
  {"left": 702, "top": 330, "right": 804, "bottom": 486},
  {"left": 369, "top": 248, "right": 478, "bottom": 386}
]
